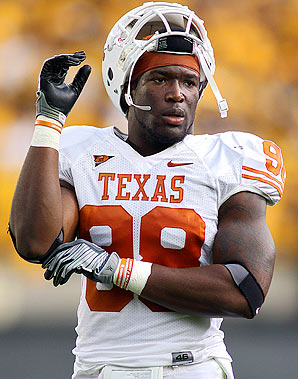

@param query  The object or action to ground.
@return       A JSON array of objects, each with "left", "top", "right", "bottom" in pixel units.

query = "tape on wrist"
[
  {"left": 31, "top": 116, "right": 63, "bottom": 151},
  {"left": 113, "top": 258, "right": 152, "bottom": 295}
]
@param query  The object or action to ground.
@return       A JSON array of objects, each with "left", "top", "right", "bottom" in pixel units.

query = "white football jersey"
[{"left": 58, "top": 126, "right": 284, "bottom": 368}]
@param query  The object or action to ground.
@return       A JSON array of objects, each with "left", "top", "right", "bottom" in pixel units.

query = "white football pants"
[{"left": 72, "top": 358, "right": 234, "bottom": 379}]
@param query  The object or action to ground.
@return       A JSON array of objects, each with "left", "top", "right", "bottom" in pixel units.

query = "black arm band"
[
  {"left": 8, "top": 224, "right": 64, "bottom": 264},
  {"left": 223, "top": 263, "right": 265, "bottom": 317}
]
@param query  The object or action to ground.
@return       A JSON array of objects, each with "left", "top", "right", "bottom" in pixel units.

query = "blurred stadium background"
[{"left": 0, "top": 0, "right": 297, "bottom": 378}]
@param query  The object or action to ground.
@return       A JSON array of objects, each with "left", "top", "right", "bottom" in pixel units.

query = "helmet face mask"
[{"left": 102, "top": 2, "right": 228, "bottom": 118}]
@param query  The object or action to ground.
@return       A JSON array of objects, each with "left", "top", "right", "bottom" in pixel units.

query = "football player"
[{"left": 9, "top": 2, "right": 285, "bottom": 379}]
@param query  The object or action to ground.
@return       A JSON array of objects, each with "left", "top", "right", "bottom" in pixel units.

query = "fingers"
[
  {"left": 40, "top": 51, "right": 88, "bottom": 85},
  {"left": 45, "top": 51, "right": 87, "bottom": 69},
  {"left": 44, "top": 253, "right": 75, "bottom": 286},
  {"left": 37, "top": 51, "right": 91, "bottom": 118},
  {"left": 43, "top": 240, "right": 89, "bottom": 286},
  {"left": 42, "top": 246, "right": 73, "bottom": 284},
  {"left": 44, "top": 261, "right": 74, "bottom": 286},
  {"left": 53, "top": 264, "right": 74, "bottom": 287},
  {"left": 44, "top": 269, "right": 53, "bottom": 280},
  {"left": 42, "top": 240, "right": 105, "bottom": 286},
  {"left": 71, "top": 64, "right": 92, "bottom": 96},
  {"left": 52, "top": 51, "right": 87, "bottom": 68}
]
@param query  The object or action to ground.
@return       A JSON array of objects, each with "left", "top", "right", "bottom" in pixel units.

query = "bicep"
[
  {"left": 60, "top": 180, "right": 79, "bottom": 242},
  {"left": 213, "top": 191, "right": 275, "bottom": 296}
]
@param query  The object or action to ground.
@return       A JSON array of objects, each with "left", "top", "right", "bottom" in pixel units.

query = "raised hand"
[{"left": 36, "top": 51, "right": 91, "bottom": 124}]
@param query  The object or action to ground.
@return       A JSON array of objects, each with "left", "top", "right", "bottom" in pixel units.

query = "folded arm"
[
  {"left": 140, "top": 191, "right": 275, "bottom": 318},
  {"left": 42, "top": 190, "right": 275, "bottom": 319}
]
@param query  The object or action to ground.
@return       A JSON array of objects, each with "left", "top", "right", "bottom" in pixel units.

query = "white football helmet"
[{"left": 102, "top": 2, "right": 228, "bottom": 117}]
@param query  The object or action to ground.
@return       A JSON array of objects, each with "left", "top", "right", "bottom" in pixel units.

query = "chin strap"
[
  {"left": 124, "top": 54, "right": 152, "bottom": 112},
  {"left": 196, "top": 45, "right": 228, "bottom": 118},
  {"left": 125, "top": 93, "right": 151, "bottom": 111}
]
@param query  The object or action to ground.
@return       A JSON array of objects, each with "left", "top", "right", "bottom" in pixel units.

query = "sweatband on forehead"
[{"left": 131, "top": 51, "right": 201, "bottom": 82}]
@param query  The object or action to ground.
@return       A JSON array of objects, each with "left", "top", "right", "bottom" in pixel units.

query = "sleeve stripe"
[
  {"left": 242, "top": 165, "right": 284, "bottom": 190},
  {"left": 242, "top": 174, "right": 283, "bottom": 198}
]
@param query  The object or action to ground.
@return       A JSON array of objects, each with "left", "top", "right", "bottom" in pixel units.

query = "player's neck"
[{"left": 125, "top": 137, "right": 172, "bottom": 156}]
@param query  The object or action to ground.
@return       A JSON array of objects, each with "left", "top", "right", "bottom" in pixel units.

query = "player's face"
[{"left": 128, "top": 66, "right": 200, "bottom": 155}]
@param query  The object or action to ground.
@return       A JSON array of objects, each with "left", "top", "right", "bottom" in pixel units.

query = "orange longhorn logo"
[{"left": 93, "top": 155, "right": 114, "bottom": 167}]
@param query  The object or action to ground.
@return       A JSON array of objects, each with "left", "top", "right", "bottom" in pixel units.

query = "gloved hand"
[
  {"left": 36, "top": 51, "right": 91, "bottom": 125},
  {"left": 42, "top": 239, "right": 120, "bottom": 287}
]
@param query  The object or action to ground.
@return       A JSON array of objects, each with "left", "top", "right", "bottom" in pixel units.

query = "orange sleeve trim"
[
  {"left": 242, "top": 174, "right": 283, "bottom": 198},
  {"left": 242, "top": 166, "right": 284, "bottom": 189},
  {"left": 35, "top": 120, "right": 63, "bottom": 134}
]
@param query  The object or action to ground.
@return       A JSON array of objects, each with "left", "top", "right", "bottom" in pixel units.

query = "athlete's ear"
[
  {"left": 120, "top": 81, "right": 129, "bottom": 116},
  {"left": 198, "top": 80, "right": 208, "bottom": 99}
]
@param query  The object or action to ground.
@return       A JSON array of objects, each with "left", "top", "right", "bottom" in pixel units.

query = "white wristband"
[
  {"left": 113, "top": 258, "right": 152, "bottom": 295},
  {"left": 31, "top": 116, "right": 63, "bottom": 151}
]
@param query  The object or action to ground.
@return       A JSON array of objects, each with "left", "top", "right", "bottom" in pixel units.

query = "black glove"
[{"left": 36, "top": 51, "right": 91, "bottom": 124}]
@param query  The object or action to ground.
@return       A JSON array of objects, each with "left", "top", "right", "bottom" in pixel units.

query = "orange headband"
[{"left": 131, "top": 51, "right": 201, "bottom": 82}]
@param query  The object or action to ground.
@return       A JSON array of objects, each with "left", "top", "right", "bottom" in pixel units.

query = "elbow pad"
[
  {"left": 8, "top": 225, "right": 64, "bottom": 264},
  {"left": 223, "top": 263, "right": 264, "bottom": 317}
]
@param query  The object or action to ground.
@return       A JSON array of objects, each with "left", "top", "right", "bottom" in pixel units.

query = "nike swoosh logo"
[{"left": 167, "top": 161, "right": 193, "bottom": 167}]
